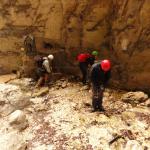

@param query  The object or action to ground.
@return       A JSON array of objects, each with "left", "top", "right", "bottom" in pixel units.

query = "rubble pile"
[{"left": 0, "top": 76, "right": 150, "bottom": 150}]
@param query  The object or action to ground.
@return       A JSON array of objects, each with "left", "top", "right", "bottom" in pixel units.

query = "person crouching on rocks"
[
  {"left": 90, "top": 59, "right": 111, "bottom": 112},
  {"left": 35, "top": 54, "right": 54, "bottom": 88}
]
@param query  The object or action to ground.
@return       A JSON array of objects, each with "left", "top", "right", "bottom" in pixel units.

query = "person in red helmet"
[
  {"left": 77, "top": 51, "right": 98, "bottom": 84},
  {"left": 90, "top": 59, "right": 111, "bottom": 112}
]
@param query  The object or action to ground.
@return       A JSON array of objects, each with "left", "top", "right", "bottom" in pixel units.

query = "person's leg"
[
  {"left": 35, "top": 76, "right": 44, "bottom": 88},
  {"left": 35, "top": 68, "right": 45, "bottom": 88},
  {"left": 92, "top": 98, "right": 97, "bottom": 111},
  {"left": 97, "top": 85, "right": 105, "bottom": 111},
  {"left": 96, "top": 99, "right": 101, "bottom": 110},
  {"left": 79, "top": 63, "right": 87, "bottom": 84},
  {"left": 86, "top": 66, "right": 90, "bottom": 84},
  {"left": 44, "top": 73, "right": 49, "bottom": 86},
  {"left": 92, "top": 84, "right": 99, "bottom": 111}
]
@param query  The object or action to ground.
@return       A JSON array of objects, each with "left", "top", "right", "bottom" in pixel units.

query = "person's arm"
[
  {"left": 43, "top": 60, "right": 51, "bottom": 73},
  {"left": 90, "top": 65, "right": 98, "bottom": 85},
  {"left": 104, "top": 70, "right": 111, "bottom": 86}
]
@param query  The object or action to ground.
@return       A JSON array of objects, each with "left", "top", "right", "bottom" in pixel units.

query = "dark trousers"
[
  {"left": 79, "top": 62, "right": 88, "bottom": 84},
  {"left": 92, "top": 84, "right": 104, "bottom": 110}
]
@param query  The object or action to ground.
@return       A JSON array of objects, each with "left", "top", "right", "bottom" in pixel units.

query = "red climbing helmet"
[
  {"left": 101, "top": 59, "right": 111, "bottom": 71},
  {"left": 77, "top": 53, "right": 90, "bottom": 62}
]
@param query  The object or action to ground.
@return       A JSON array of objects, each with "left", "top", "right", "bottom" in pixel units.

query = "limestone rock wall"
[
  {"left": 0, "top": 0, "right": 150, "bottom": 91},
  {"left": 111, "top": 0, "right": 150, "bottom": 91}
]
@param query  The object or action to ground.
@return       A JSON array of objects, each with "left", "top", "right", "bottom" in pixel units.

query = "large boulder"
[
  {"left": 7, "top": 92, "right": 30, "bottom": 109},
  {"left": 9, "top": 110, "right": 28, "bottom": 131},
  {"left": 0, "top": 84, "right": 30, "bottom": 116},
  {"left": 121, "top": 92, "right": 148, "bottom": 105}
]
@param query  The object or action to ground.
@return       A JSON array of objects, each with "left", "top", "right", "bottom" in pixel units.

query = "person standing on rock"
[
  {"left": 35, "top": 54, "right": 54, "bottom": 88},
  {"left": 77, "top": 51, "right": 98, "bottom": 85},
  {"left": 90, "top": 59, "right": 111, "bottom": 112}
]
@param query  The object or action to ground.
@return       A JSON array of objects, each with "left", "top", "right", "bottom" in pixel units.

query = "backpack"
[{"left": 34, "top": 56, "right": 44, "bottom": 68}]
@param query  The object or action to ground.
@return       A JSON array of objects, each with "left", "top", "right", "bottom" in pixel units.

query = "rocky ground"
[{"left": 0, "top": 74, "right": 150, "bottom": 150}]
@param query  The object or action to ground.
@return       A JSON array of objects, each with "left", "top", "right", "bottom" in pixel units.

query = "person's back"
[
  {"left": 42, "top": 55, "right": 54, "bottom": 86},
  {"left": 86, "top": 55, "right": 95, "bottom": 66},
  {"left": 91, "top": 62, "right": 111, "bottom": 86},
  {"left": 42, "top": 55, "right": 53, "bottom": 74}
]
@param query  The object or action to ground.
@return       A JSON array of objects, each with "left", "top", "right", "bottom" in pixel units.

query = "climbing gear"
[
  {"left": 92, "top": 51, "right": 98, "bottom": 56},
  {"left": 77, "top": 54, "right": 86, "bottom": 62},
  {"left": 48, "top": 54, "right": 54, "bottom": 60},
  {"left": 101, "top": 59, "right": 111, "bottom": 72}
]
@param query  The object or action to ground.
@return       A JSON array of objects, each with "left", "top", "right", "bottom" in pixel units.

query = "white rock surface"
[
  {"left": 0, "top": 79, "right": 150, "bottom": 149},
  {"left": 125, "top": 140, "right": 143, "bottom": 150},
  {"left": 0, "top": 131, "right": 27, "bottom": 150},
  {"left": 0, "top": 84, "right": 30, "bottom": 117},
  {"left": 9, "top": 110, "right": 28, "bottom": 131}
]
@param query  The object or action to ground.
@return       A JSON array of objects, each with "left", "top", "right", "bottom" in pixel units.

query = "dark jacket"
[
  {"left": 90, "top": 62, "right": 111, "bottom": 86},
  {"left": 35, "top": 56, "right": 43, "bottom": 68},
  {"left": 86, "top": 56, "right": 95, "bottom": 66}
]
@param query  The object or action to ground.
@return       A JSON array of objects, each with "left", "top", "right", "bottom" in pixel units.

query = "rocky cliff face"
[{"left": 0, "top": 0, "right": 150, "bottom": 91}]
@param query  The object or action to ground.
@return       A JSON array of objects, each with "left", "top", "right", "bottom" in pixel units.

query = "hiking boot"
[
  {"left": 98, "top": 107, "right": 105, "bottom": 112},
  {"left": 91, "top": 109, "right": 97, "bottom": 112}
]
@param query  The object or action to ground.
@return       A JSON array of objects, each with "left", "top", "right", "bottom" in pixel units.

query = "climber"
[
  {"left": 77, "top": 51, "right": 98, "bottom": 84},
  {"left": 35, "top": 54, "right": 54, "bottom": 88},
  {"left": 90, "top": 59, "right": 111, "bottom": 112}
]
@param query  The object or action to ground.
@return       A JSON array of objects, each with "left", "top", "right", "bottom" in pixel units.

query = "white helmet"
[{"left": 48, "top": 54, "right": 54, "bottom": 60}]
